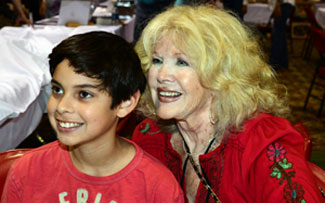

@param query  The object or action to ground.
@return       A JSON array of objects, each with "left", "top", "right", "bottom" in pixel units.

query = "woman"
[{"left": 132, "top": 4, "right": 323, "bottom": 203}]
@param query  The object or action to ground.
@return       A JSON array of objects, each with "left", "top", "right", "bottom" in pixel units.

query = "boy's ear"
[{"left": 116, "top": 90, "right": 141, "bottom": 118}]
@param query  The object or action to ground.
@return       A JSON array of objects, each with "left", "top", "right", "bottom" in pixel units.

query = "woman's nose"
[{"left": 157, "top": 64, "right": 173, "bottom": 83}]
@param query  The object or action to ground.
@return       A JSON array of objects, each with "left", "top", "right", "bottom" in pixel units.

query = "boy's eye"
[
  {"left": 51, "top": 86, "right": 63, "bottom": 95},
  {"left": 176, "top": 58, "right": 189, "bottom": 67},
  {"left": 79, "top": 91, "right": 93, "bottom": 99},
  {"left": 152, "top": 57, "right": 162, "bottom": 65}
]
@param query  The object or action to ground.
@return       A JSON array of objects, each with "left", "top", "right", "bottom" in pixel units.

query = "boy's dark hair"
[{"left": 49, "top": 31, "right": 146, "bottom": 109}]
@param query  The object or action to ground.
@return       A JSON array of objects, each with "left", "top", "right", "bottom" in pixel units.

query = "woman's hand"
[
  {"left": 15, "top": 12, "right": 33, "bottom": 26},
  {"left": 12, "top": 0, "right": 33, "bottom": 26}
]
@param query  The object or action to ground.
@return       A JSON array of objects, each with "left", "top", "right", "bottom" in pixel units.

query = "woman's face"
[{"left": 148, "top": 35, "right": 211, "bottom": 122}]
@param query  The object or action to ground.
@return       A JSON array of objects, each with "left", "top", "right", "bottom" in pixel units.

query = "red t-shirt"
[
  {"left": 132, "top": 113, "right": 324, "bottom": 202},
  {"left": 1, "top": 138, "right": 184, "bottom": 203}
]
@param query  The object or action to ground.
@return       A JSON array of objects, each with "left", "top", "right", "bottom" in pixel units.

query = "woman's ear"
[{"left": 116, "top": 90, "right": 141, "bottom": 118}]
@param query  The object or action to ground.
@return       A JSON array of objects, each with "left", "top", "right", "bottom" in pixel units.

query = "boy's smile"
[
  {"left": 47, "top": 59, "right": 120, "bottom": 147},
  {"left": 57, "top": 119, "right": 83, "bottom": 132}
]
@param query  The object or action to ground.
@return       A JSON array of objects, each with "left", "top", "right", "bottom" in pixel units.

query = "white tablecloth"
[
  {"left": 315, "top": 7, "right": 325, "bottom": 30},
  {"left": 244, "top": 3, "right": 273, "bottom": 25}
]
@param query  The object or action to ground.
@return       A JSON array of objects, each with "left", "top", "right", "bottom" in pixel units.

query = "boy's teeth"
[
  {"left": 159, "top": 91, "right": 181, "bottom": 97},
  {"left": 59, "top": 122, "right": 81, "bottom": 128}
]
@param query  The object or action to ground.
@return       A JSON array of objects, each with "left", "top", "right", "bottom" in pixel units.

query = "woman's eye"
[
  {"left": 51, "top": 86, "right": 63, "bottom": 95},
  {"left": 79, "top": 91, "right": 92, "bottom": 99},
  {"left": 152, "top": 58, "right": 162, "bottom": 65},
  {"left": 176, "top": 58, "right": 189, "bottom": 67}
]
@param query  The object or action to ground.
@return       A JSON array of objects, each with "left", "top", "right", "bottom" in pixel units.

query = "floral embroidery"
[
  {"left": 284, "top": 181, "right": 306, "bottom": 203},
  {"left": 139, "top": 123, "right": 150, "bottom": 133},
  {"left": 267, "top": 142, "right": 286, "bottom": 162},
  {"left": 138, "top": 122, "right": 161, "bottom": 135},
  {"left": 267, "top": 143, "right": 306, "bottom": 203}
]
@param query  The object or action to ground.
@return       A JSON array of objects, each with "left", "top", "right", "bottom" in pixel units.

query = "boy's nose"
[{"left": 56, "top": 96, "right": 73, "bottom": 114}]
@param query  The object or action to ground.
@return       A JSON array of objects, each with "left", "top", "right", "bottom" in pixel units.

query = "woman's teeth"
[{"left": 159, "top": 91, "right": 181, "bottom": 97}]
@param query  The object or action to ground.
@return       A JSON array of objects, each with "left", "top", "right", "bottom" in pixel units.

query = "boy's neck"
[{"left": 69, "top": 136, "right": 136, "bottom": 177}]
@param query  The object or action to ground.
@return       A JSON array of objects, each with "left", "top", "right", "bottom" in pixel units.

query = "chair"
[
  {"left": 256, "top": 5, "right": 296, "bottom": 53},
  {"left": 0, "top": 148, "right": 31, "bottom": 197},
  {"left": 301, "top": 6, "right": 321, "bottom": 60},
  {"left": 303, "top": 26, "right": 325, "bottom": 117}
]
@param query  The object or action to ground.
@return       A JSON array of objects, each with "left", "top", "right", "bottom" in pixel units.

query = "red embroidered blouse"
[{"left": 132, "top": 113, "right": 324, "bottom": 202}]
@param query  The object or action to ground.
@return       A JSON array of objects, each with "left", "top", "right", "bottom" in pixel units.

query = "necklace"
[
  {"left": 176, "top": 124, "right": 222, "bottom": 202},
  {"left": 182, "top": 136, "right": 217, "bottom": 156}
]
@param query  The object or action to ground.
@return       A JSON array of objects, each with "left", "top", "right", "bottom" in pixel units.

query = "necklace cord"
[{"left": 182, "top": 137, "right": 222, "bottom": 203}]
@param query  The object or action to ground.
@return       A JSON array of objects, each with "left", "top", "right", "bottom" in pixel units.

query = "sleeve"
[
  {"left": 1, "top": 165, "right": 24, "bottom": 203},
  {"left": 241, "top": 116, "right": 324, "bottom": 202},
  {"left": 151, "top": 172, "right": 185, "bottom": 203}
]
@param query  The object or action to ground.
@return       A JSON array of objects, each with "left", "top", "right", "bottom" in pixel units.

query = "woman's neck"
[{"left": 176, "top": 117, "right": 218, "bottom": 155}]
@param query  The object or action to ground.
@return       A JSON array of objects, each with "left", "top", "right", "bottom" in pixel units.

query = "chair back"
[
  {"left": 304, "top": 6, "right": 319, "bottom": 27},
  {"left": 310, "top": 26, "right": 325, "bottom": 55},
  {"left": 0, "top": 149, "right": 31, "bottom": 197}
]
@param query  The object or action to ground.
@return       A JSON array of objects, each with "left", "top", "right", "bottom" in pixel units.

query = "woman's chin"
[{"left": 156, "top": 110, "right": 175, "bottom": 120}]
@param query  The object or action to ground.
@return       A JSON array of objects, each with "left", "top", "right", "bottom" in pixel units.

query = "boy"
[{"left": 1, "top": 31, "right": 184, "bottom": 202}]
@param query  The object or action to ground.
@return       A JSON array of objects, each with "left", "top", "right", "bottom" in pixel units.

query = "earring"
[
  {"left": 209, "top": 111, "right": 217, "bottom": 125},
  {"left": 209, "top": 96, "right": 217, "bottom": 125}
]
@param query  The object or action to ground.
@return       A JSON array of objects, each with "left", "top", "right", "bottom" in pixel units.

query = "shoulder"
[
  {"left": 126, "top": 138, "right": 182, "bottom": 188},
  {"left": 128, "top": 138, "right": 176, "bottom": 181},
  {"left": 132, "top": 118, "right": 168, "bottom": 143},
  {"left": 235, "top": 114, "right": 323, "bottom": 202},
  {"left": 131, "top": 141, "right": 184, "bottom": 201},
  {"left": 16, "top": 141, "right": 61, "bottom": 160},
  {"left": 232, "top": 113, "right": 306, "bottom": 175},
  {"left": 238, "top": 113, "right": 304, "bottom": 160},
  {"left": 10, "top": 141, "right": 62, "bottom": 176},
  {"left": 130, "top": 137, "right": 172, "bottom": 174},
  {"left": 240, "top": 113, "right": 302, "bottom": 144}
]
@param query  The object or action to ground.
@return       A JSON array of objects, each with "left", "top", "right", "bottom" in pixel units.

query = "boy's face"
[{"left": 47, "top": 59, "right": 119, "bottom": 147}]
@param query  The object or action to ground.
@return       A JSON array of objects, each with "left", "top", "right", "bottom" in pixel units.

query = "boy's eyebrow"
[
  {"left": 51, "top": 79, "right": 60, "bottom": 86},
  {"left": 74, "top": 84, "right": 99, "bottom": 89},
  {"left": 50, "top": 79, "right": 99, "bottom": 89}
]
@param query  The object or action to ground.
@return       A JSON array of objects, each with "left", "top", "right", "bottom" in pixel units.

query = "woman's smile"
[{"left": 157, "top": 87, "right": 182, "bottom": 103}]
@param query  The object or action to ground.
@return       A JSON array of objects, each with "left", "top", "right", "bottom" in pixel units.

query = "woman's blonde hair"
[{"left": 135, "top": 5, "right": 290, "bottom": 135}]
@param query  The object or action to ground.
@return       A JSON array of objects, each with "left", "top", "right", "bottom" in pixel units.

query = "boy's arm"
[{"left": 1, "top": 168, "right": 23, "bottom": 203}]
